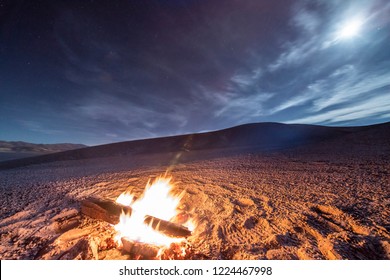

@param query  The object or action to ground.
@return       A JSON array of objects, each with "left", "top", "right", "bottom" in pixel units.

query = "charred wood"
[{"left": 80, "top": 197, "right": 191, "bottom": 238}]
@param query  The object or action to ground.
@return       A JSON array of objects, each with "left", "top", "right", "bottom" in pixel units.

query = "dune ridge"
[{"left": 1, "top": 122, "right": 389, "bottom": 169}]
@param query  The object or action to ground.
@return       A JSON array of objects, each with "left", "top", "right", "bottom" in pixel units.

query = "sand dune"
[
  {"left": 0, "top": 122, "right": 358, "bottom": 169},
  {"left": 0, "top": 122, "right": 389, "bottom": 259},
  {"left": 0, "top": 141, "right": 86, "bottom": 162}
]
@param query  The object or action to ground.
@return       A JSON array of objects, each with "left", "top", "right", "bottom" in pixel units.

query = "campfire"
[{"left": 81, "top": 175, "right": 196, "bottom": 259}]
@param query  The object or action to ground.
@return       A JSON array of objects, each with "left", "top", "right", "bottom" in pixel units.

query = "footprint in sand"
[
  {"left": 300, "top": 204, "right": 388, "bottom": 259},
  {"left": 311, "top": 205, "right": 370, "bottom": 235},
  {"left": 216, "top": 197, "right": 270, "bottom": 247}
]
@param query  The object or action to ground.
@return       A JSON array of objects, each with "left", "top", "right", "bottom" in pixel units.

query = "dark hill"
[
  {"left": 0, "top": 141, "right": 87, "bottom": 162},
  {"left": 0, "top": 122, "right": 389, "bottom": 169}
]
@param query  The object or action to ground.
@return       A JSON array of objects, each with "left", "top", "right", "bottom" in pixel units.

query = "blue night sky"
[{"left": 1, "top": 0, "right": 390, "bottom": 145}]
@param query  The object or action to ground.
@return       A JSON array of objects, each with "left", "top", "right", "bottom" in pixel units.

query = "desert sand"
[{"left": 0, "top": 122, "right": 389, "bottom": 260}]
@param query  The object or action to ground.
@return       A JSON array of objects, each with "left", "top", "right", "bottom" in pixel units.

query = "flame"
[
  {"left": 114, "top": 175, "right": 192, "bottom": 250},
  {"left": 116, "top": 192, "right": 134, "bottom": 205}
]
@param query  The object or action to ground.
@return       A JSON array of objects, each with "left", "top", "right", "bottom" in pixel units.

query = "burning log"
[
  {"left": 121, "top": 238, "right": 193, "bottom": 260},
  {"left": 121, "top": 237, "right": 160, "bottom": 259},
  {"left": 81, "top": 197, "right": 132, "bottom": 225},
  {"left": 143, "top": 215, "right": 191, "bottom": 238},
  {"left": 80, "top": 197, "right": 191, "bottom": 238}
]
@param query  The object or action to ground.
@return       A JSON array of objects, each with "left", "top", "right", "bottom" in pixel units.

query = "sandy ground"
[{"left": 0, "top": 141, "right": 389, "bottom": 260}]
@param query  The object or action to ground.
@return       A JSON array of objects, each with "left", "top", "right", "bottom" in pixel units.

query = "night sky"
[{"left": 1, "top": 0, "right": 389, "bottom": 145}]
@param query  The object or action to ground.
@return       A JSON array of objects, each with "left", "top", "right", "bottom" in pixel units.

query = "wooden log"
[
  {"left": 81, "top": 197, "right": 132, "bottom": 225},
  {"left": 144, "top": 215, "right": 192, "bottom": 238},
  {"left": 80, "top": 197, "right": 191, "bottom": 238},
  {"left": 121, "top": 237, "right": 160, "bottom": 259}
]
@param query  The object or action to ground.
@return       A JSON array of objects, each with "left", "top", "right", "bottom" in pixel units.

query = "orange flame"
[{"left": 114, "top": 176, "right": 193, "bottom": 250}]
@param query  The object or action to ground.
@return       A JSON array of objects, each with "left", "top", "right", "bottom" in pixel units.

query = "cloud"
[
  {"left": 268, "top": 39, "right": 319, "bottom": 72},
  {"left": 267, "top": 0, "right": 390, "bottom": 72},
  {"left": 268, "top": 92, "right": 314, "bottom": 115},
  {"left": 187, "top": 65, "right": 272, "bottom": 124},
  {"left": 269, "top": 60, "right": 390, "bottom": 124},
  {"left": 312, "top": 67, "right": 390, "bottom": 112},
  {"left": 267, "top": 4, "right": 324, "bottom": 72},
  {"left": 287, "top": 93, "right": 390, "bottom": 124},
  {"left": 292, "top": 6, "right": 321, "bottom": 34},
  {"left": 215, "top": 92, "right": 274, "bottom": 123},
  {"left": 229, "top": 68, "right": 263, "bottom": 90},
  {"left": 75, "top": 92, "right": 189, "bottom": 135},
  {"left": 18, "top": 120, "right": 63, "bottom": 135},
  {"left": 264, "top": 0, "right": 390, "bottom": 126}
]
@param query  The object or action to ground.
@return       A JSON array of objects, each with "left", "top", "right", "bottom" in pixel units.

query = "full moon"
[{"left": 337, "top": 18, "right": 363, "bottom": 39}]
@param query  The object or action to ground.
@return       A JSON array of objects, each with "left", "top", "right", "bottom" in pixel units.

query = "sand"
[{"left": 0, "top": 123, "right": 389, "bottom": 260}]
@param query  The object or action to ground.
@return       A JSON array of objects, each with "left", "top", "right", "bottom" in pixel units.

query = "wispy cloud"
[
  {"left": 268, "top": 4, "right": 323, "bottom": 72},
  {"left": 312, "top": 66, "right": 390, "bottom": 112},
  {"left": 215, "top": 92, "right": 274, "bottom": 122},
  {"left": 229, "top": 68, "right": 263, "bottom": 91},
  {"left": 264, "top": 0, "right": 390, "bottom": 127},
  {"left": 288, "top": 93, "right": 390, "bottom": 124},
  {"left": 268, "top": 92, "right": 314, "bottom": 115},
  {"left": 268, "top": 0, "right": 390, "bottom": 72},
  {"left": 197, "top": 65, "right": 274, "bottom": 123},
  {"left": 269, "top": 62, "right": 390, "bottom": 124},
  {"left": 292, "top": 6, "right": 321, "bottom": 34},
  {"left": 268, "top": 39, "right": 319, "bottom": 72},
  {"left": 18, "top": 120, "right": 63, "bottom": 135}
]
